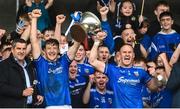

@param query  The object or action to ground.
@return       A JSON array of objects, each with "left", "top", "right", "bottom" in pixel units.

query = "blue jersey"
[
  {"left": 77, "top": 63, "right": 95, "bottom": 76},
  {"left": 34, "top": 54, "right": 71, "bottom": 106},
  {"left": 89, "top": 88, "right": 113, "bottom": 108},
  {"left": 150, "top": 31, "right": 180, "bottom": 60},
  {"left": 151, "top": 88, "right": 172, "bottom": 108},
  {"left": 104, "top": 64, "right": 151, "bottom": 108},
  {"left": 102, "top": 21, "right": 115, "bottom": 54},
  {"left": 140, "top": 34, "right": 152, "bottom": 52},
  {"left": 141, "top": 86, "right": 152, "bottom": 106}
]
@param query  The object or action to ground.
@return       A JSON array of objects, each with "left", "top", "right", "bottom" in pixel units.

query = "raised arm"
[
  {"left": 169, "top": 43, "right": 180, "bottom": 66},
  {"left": 45, "top": 0, "right": 54, "bottom": 9},
  {"left": 54, "top": 14, "right": 66, "bottom": 44},
  {"left": 89, "top": 31, "right": 106, "bottom": 73},
  {"left": 30, "top": 9, "right": 42, "bottom": 59},
  {"left": 21, "top": 25, "right": 31, "bottom": 41},
  {"left": 108, "top": 0, "right": 116, "bottom": 13},
  {"left": 140, "top": 44, "right": 148, "bottom": 58},
  {"left": 67, "top": 40, "right": 80, "bottom": 60},
  {"left": 100, "top": 6, "right": 114, "bottom": 54},
  {"left": 159, "top": 53, "right": 172, "bottom": 78},
  {"left": 21, "top": 25, "right": 32, "bottom": 56},
  {"left": 83, "top": 74, "right": 94, "bottom": 104}
]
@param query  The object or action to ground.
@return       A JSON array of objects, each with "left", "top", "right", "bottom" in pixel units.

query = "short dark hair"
[
  {"left": 45, "top": 38, "right": 59, "bottom": 48},
  {"left": 0, "top": 41, "right": 12, "bottom": 52},
  {"left": 159, "top": 11, "right": 173, "bottom": 20},
  {"left": 42, "top": 27, "right": 55, "bottom": 34},
  {"left": 98, "top": 44, "right": 110, "bottom": 52},
  {"left": 154, "top": 0, "right": 170, "bottom": 10},
  {"left": 139, "top": 19, "right": 150, "bottom": 29},
  {"left": 119, "top": 0, "right": 136, "bottom": 12},
  {"left": 12, "top": 38, "right": 27, "bottom": 48}
]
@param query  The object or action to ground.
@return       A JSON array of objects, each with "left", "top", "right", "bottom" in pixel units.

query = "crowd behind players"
[{"left": 0, "top": 0, "right": 180, "bottom": 108}]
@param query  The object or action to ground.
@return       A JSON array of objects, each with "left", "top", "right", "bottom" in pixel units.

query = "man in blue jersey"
[
  {"left": 30, "top": 9, "right": 80, "bottom": 109},
  {"left": 83, "top": 71, "right": 113, "bottom": 108},
  {"left": 150, "top": 11, "right": 180, "bottom": 60},
  {"left": 89, "top": 30, "right": 158, "bottom": 108}
]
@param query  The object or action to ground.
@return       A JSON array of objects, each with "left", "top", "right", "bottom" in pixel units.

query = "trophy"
[{"left": 70, "top": 12, "right": 101, "bottom": 42}]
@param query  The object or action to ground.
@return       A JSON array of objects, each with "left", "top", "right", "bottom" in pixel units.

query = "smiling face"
[
  {"left": 120, "top": 1, "right": 134, "bottom": 17},
  {"left": 44, "top": 44, "right": 59, "bottom": 61},
  {"left": 75, "top": 45, "right": 86, "bottom": 63},
  {"left": 69, "top": 60, "right": 78, "bottom": 80},
  {"left": 12, "top": 42, "right": 27, "bottom": 64},
  {"left": 160, "top": 16, "right": 173, "bottom": 32},
  {"left": 119, "top": 44, "right": 134, "bottom": 67}
]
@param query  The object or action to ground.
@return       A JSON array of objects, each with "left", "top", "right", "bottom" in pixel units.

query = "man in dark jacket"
[
  {"left": 167, "top": 61, "right": 180, "bottom": 107},
  {"left": 0, "top": 39, "right": 43, "bottom": 108}
]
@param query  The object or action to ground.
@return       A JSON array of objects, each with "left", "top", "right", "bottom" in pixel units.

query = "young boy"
[{"left": 151, "top": 11, "right": 180, "bottom": 60}]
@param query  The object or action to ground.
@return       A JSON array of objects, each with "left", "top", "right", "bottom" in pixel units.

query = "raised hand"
[
  {"left": 99, "top": 6, "right": 109, "bottom": 16},
  {"left": 97, "top": 1, "right": 103, "bottom": 12},
  {"left": 95, "top": 31, "right": 107, "bottom": 42},
  {"left": 138, "top": 15, "right": 144, "bottom": 25},
  {"left": 31, "top": 9, "right": 42, "bottom": 19},
  {"left": 89, "top": 74, "right": 95, "bottom": 85},
  {"left": 56, "top": 14, "right": 66, "bottom": 24},
  {"left": 108, "top": 0, "right": 116, "bottom": 13}
]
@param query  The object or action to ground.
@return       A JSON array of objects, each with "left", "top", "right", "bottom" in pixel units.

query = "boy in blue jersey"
[
  {"left": 89, "top": 28, "right": 158, "bottom": 108},
  {"left": 30, "top": 9, "right": 81, "bottom": 108},
  {"left": 151, "top": 11, "right": 180, "bottom": 60},
  {"left": 83, "top": 71, "right": 113, "bottom": 108}
]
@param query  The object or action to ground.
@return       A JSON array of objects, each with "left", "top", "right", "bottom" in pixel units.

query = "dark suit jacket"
[
  {"left": 167, "top": 62, "right": 180, "bottom": 107},
  {"left": 0, "top": 54, "right": 38, "bottom": 108}
]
